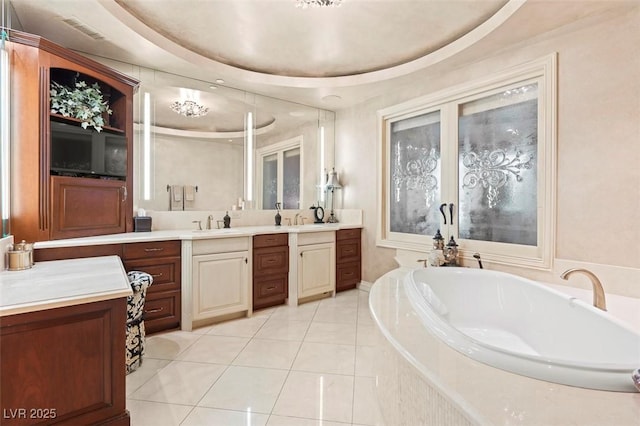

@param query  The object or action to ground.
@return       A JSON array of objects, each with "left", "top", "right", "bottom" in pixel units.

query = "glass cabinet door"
[
  {"left": 388, "top": 110, "right": 442, "bottom": 238},
  {"left": 457, "top": 83, "right": 538, "bottom": 247}
]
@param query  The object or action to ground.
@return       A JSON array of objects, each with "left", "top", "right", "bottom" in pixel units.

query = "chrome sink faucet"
[
  {"left": 560, "top": 268, "right": 607, "bottom": 311},
  {"left": 294, "top": 213, "right": 300, "bottom": 225},
  {"left": 207, "top": 215, "right": 214, "bottom": 230}
]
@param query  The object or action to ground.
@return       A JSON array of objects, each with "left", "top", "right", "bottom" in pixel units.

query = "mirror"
[{"left": 112, "top": 64, "right": 335, "bottom": 212}]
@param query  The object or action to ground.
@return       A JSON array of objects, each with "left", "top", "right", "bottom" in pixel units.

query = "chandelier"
[
  {"left": 296, "top": 0, "right": 342, "bottom": 8},
  {"left": 169, "top": 100, "right": 209, "bottom": 118}
]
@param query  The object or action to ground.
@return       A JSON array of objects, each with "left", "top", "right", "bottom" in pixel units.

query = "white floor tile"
[
  {"left": 181, "top": 407, "right": 269, "bottom": 426},
  {"left": 129, "top": 360, "right": 225, "bottom": 405},
  {"left": 177, "top": 334, "right": 249, "bottom": 364},
  {"left": 292, "top": 342, "right": 355, "bottom": 375},
  {"left": 198, "top": 366, "right": 288, "bottom": 414},
  {"left": 305, "top": 321, "right": 357, "bottom": 345},
  {"left": 352, "top": 376, "right": 385, "bottom": 426},
  {"left": 356, "top": 323, "right": 383, "bottom": 347},
  {"left": 232, "top": 338, "right": 302, "bottom": 369},
  {"left": 272, "top": 371, "right": 354, "bottom": 424},
  {"left": 144, "top": 331, "right": 203, "bottom": 360},
  {"left": 266, "top": 415, "right": 352, "bottom": 426},
  {"left": 355, "top": 345, "right": 377, "bottom": 377},
  {"left": 270, "top": 302, "right": 320, "bottom": 321},
  {"left": 126, "top": 358, "right": 171, "bottom": 396},
  {"left": 206, "top": 315, "right": 269, "bottom": 337},
  {"left": 254, "top": 318, "right": 310, "bottom": 341},
  {"left": 126, "top": 399, "right": 193, "bottom": 426},
  {"left": 313, "top": 305, "right": 358, "bottom": 324}
]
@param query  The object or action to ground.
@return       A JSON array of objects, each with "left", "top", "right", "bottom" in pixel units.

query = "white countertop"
[
  {"left": 34, "top": 223, "right": 361, "bottom": 249},
  {"left": 0, "top": 255, "right": 132, "bottom": 317},
  {"left": 369, "top": 267, "right": 640, "bottom": 426}
]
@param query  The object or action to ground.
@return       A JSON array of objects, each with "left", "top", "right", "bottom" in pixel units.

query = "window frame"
[{"left": 377, "top": 54, "right": 557, "bottom": 270}]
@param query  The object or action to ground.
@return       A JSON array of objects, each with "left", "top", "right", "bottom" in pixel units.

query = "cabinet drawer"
[
  {"left": 144, "top": 290, "right": 181, "bottom": 334},
  {"left": 253, "top": 233, "right": 288, "bottom": 249},
  {"left": 336, "top": 228, "right": 361, "bottom": 241},
  {"left": 336, "top": 262, "right": 361, "bottom": 291},
  {"left": 253, "top": 246, "right": 288, "bottom": 275},
  {"left": 253, "top": 275, "right": 288, "bottom": 310},
  {"left": 123, "top": 240, "right": 181, "bottom": 259},
  {"left": 336, "top": 240, "right": 361, "bottom": 264},
  {"left": 123, "top": 257, "right": 181, "bottom": 292}
]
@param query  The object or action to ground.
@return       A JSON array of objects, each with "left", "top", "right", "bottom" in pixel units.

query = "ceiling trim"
[{"left": 98, "top": 0, "right": 527, "bottom": 89}]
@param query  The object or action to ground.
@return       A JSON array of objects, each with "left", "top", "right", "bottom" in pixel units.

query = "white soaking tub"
[{"left": 404, "top": 267, "right": 640, "bottom": 392}]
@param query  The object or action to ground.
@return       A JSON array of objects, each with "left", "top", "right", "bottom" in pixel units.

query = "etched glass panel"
[
  {"left": 283, "top": 147, "right": 300, "bottom": 209},
  {"left": 458, "top": 83, "right": 538, "bottom": 245},
  {"left": 389, "top": 111, "right": 441, "bottom": 235},
  {"left": 262, "top": 153, "right": 277, "bottom": 209}
]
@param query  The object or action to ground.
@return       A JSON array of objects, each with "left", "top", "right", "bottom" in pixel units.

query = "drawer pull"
[
  {"left": 266, "top": 286, "right": 276, "bottom": 291},
  {"left": 145, "top": 307, "right": 164, "bottom": 314},
  {"left": 266, "top": 259, "right": 276, "bottom": 263},
  {"left": 144, "top": 247, "right": 165, "bottom": 252},
  {"left": 151, "top": 273, "right": 164, "bottom": 278},
  {"left": 344, "top": 248, "right": 355, "bottom": 254},
  {"left": 345, "top": 272, "right": 354, "bottom": 277}
]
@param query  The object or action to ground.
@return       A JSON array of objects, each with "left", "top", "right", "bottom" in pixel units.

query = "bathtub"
[{"left": 404, "top": 267, "right": 640, "bottom": 392}]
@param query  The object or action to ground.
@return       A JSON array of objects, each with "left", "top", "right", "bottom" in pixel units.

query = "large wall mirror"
[{"left": 94, "top": 59, "right": 335, "bottom": 212}]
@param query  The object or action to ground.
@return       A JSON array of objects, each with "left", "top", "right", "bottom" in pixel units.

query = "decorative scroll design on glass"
[
  {"left": 389, "top": 111, "right": 441, "bottom": 235},
  {"left": 461, "top": 149, "right": 534, "bottom": 208},
  {"left": 458, "top": 84, "right": 538, "bottom": 246},
  {"left": 393, "top": 146, "right": 439, "bottom": 208}
]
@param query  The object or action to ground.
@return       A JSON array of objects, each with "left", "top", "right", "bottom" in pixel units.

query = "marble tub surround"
[
  {"left": 394, "top": 249, "right": 640, "bottom": 299},
  {"left": 370, "top": 268, "right": 640, "bottom": 426},
  {"left": 0, "top": 255, "right": 132, "bottom": 316}
]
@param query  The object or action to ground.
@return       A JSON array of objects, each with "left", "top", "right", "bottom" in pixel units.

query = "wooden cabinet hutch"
[{"left": 7, "top": 29, "right": 138, "bottom": 243}]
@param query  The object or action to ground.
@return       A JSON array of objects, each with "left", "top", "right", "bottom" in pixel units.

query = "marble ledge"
[
  {"left": 0, "top": 255, "right": 132, "bottom": 317},
  {"left": 33, "top": 223, "right": 362, "bottom": 250}
]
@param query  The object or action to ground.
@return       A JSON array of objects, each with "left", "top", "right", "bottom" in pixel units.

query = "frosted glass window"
[
  {"left": 283, "top": 147, "right": 300, "bottom": 209},
  {"left": 262, "top": 153, "right": 277, "bottom": 209},
  {"left": 389, "top": 110, "right": 441, "bottom": 236},
  {"left": 458, "top": 84, "right": 538, "bottom": 245}
]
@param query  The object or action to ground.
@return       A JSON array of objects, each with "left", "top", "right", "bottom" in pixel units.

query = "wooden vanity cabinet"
[
  {"left": 122, "top": 241, "right": 182, "bottom": 334},
  {"left": 336, "top": 228, "right": 362, "bottom": 292},
  {"left": 253, "top": 233, "right": 289, "bottom": 310},
  {"left": 7, "top": 29, "right": 138, "bottom": 243},
  {"left": 34, "top": 239, "right": 182, "bottom": 334},
  {"left": 1, "top": 298, "right": 130, "bottom": 425}
]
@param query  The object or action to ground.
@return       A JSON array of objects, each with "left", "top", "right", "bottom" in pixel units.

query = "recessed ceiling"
[
  {"left": 7, "top": 0, "right": 634, "bottom": 109},
  {"left": 114, "top": 0, "right": 507, "bottom": 78}
]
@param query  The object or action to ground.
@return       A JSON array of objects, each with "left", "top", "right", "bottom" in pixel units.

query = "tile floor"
[{"left": 126, "top": 289, "right": 385, "bottom": 426}]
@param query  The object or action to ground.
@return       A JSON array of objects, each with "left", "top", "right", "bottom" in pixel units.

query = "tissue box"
[{"left": 134, "top": 216, "right": 152, "bottom": 232}]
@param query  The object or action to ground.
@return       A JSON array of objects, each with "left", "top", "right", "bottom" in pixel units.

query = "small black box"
[{"left": 134, "top": 216, "right": 152, "bottom": 232}]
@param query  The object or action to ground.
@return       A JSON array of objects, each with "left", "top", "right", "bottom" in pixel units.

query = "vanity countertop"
[
  {"left": 34, "top": 223, "right": 362, "bottom": 249},
  {"left": 0, "top": 255, "right": 132, "bottom": 317}
]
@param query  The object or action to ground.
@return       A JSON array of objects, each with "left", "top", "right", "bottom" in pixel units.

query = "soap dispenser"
[
  {"left": 275, "top": 202, "right": 282, "bottom": 226},
  {"left": 223, "top": 211, "right": 231, "bottom": 228},
  {"left": 444, "top": 236, "right": 459, "bottom": 266}
]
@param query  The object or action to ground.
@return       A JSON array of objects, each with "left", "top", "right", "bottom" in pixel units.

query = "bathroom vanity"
[{"left": 33, "top": 223, "right": 362, "bottom": 331}]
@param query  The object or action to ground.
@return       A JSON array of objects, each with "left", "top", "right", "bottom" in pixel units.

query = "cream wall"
[{"left": 335, "top": 7, "right": 640, "bottom": 294}]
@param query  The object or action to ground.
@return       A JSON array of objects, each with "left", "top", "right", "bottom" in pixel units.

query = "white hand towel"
[
  {"left": 184, "top": 185, "right": 196, "bottom": 201},
  {"left": 172, "top": 185, "right": 182, "bottom": 202}
]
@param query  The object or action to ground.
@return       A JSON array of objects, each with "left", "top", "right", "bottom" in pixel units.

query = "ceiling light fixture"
[
  {"left": 170, "top": 100, "right": 209, "bottom": 118},
  {"left": 170, "top": 88, "right": 209, "bottom": 118},
  {"left": 296, "top": 0, "right": 342, "bottom": 9}
]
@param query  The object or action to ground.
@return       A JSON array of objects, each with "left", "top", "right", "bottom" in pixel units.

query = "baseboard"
[{"left": 357, "top": 280, "right": 373, "bottom": 292}]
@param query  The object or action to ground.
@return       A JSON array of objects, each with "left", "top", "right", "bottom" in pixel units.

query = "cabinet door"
[
  {"left": 51, "top": 176, "right": 126, "bottom": 240},
  {"left": 192, "top": 251, "right": 249, "bottom": 321},
  {"left": 298, "top": 243, "right": 335, "bottom": 299}
]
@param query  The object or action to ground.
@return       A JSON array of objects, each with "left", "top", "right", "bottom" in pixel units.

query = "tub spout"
[
  {"left": 560, "top": 268, "right": 607, "bottom": 311},
  {"left": 473, "top": 253, "right": 483, "bottom": 269}
]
